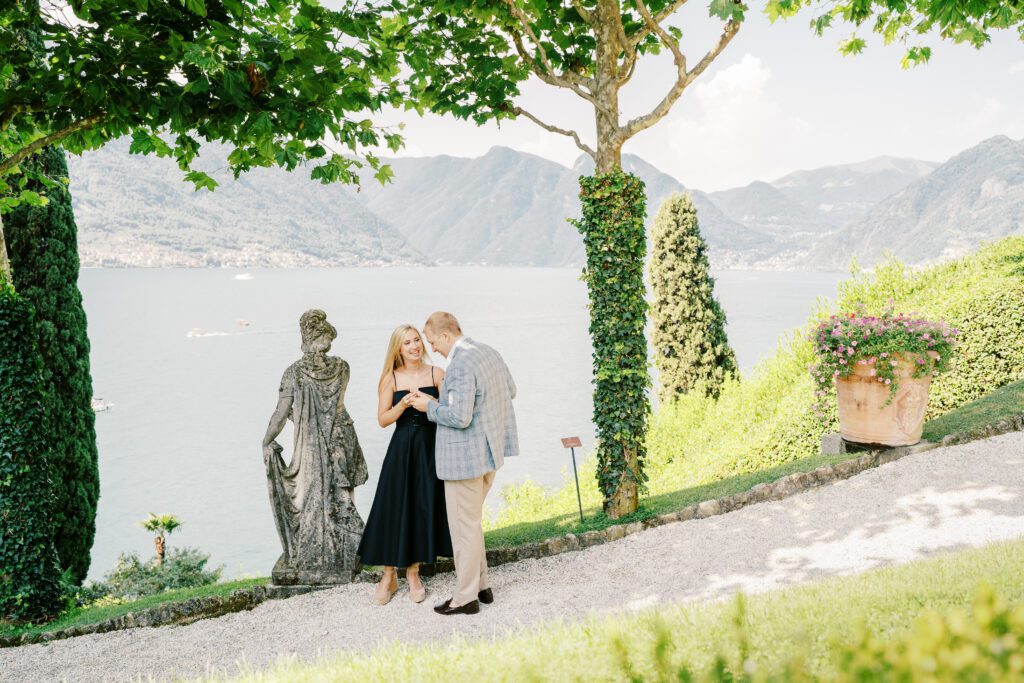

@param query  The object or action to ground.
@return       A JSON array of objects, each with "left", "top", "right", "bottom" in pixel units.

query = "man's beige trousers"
[{"left": 444, "top": 470, "right": 496, "bottom": 607}]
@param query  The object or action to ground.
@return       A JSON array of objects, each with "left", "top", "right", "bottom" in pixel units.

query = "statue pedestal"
[{"left": 271, "top": 554, "right": 362, "bottom": 587}]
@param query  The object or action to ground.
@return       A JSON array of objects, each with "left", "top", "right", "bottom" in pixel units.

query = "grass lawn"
[
  {"left": 0, "top": 577, "right": 268, "bottom": 640},
  {"left": 922, "top": 378, "right": 1024, "bottom": 442},
  {"left": 204, "top": 538, "right": 1024, "bottom": 682}
]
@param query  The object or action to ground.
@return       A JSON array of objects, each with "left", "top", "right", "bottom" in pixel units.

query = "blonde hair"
[
  {"left": 379, "top": 324, "right": 432, "bottom": 388},
  {"left": 424, "top": 311, "right": 462, "bottom": 336}
]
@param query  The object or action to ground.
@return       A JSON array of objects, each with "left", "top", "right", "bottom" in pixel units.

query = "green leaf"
[
  {"left": 184, "top": 0, "right": 207, "bottom": 17},
  {"left": 839, "top": 36, "right": 867, "bottom": 55},
  {"left": 184, "top": 170, "right": 219, "bottom": 192}
]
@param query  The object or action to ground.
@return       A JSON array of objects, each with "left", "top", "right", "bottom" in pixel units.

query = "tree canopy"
[
  {"left": 768, "top": 0, "right": 1024, "bottom": 66},
  {"left": 0, "top": 0, "right": 405, "bottom": 207},
  {"left": 393, "top": 0, "right": 746, "bottom": 170}
]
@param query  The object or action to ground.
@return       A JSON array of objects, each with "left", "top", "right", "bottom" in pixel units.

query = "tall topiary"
[
  {"left": 0, "top": 278, "right": 64, "bottom": 621},
  {"left": 572, "top": 171, "right": 651, "bottom": 518},
  {"left": 6, "top": 146, "right": 99, "bottom": 584},
  {"left": 649, "top": 193, "right": 737, "bottom": 403}
]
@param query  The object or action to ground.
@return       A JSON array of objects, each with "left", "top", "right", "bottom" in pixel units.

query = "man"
[{"left": 410, "top": 311, "right": 518, "bottom": 616}]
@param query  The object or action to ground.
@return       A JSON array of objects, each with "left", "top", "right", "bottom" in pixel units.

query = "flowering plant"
[{"left": 809, "top": 304, "right": 958, "bottom": 415}]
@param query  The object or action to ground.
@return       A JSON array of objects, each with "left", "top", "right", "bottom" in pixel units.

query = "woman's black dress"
[{"left": 357, "top": 384, "right": 453, "bottom": 567}]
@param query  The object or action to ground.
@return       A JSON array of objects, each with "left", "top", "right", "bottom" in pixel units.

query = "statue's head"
[{"left": 300, "top": 309, "right": 337, "bottom": 353}]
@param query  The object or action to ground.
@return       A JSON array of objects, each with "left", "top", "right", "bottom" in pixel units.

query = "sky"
[{"left": 375, "top": 7, "right": 1024, "bottom": 192}]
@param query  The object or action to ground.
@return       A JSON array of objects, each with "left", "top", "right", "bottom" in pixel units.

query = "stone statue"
[{"left": 262, "top": 309, "right": 368, "bottom": 585}]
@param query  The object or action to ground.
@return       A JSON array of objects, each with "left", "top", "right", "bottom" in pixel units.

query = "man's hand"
[{"left": 409, "top": 391, "right": 434, "bottom": 412}]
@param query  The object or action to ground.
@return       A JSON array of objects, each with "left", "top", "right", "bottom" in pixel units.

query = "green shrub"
[
  {"left": 0, "top": 285, "right": 64, "bottom": 621},
  {"left": 606, "top": 584, "right": 1024, "bottom": 682},
  {"left": 571, "top": 170, "right": 650, "bottom": 517},
  {"left": 649, "top": 192, "right": 737, "bottom": 402},
  {"left": 830, "top": 584, "right": 1024, "bottom": 682},
  {"left": 100, "top": 547, "right": 223, "bottom": 600},
  {"left": 7, "top": 146, "right": 99, "bottom": 585}
]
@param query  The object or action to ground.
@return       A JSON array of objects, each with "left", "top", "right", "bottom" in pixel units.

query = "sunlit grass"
[{"left": 0, "top": 577, "right": 269, "bottom": 640}]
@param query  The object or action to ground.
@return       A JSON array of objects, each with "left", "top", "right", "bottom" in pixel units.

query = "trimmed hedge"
[
  {"left": 7, "top": 146, "right": 99, "bottom": 585},
  {"left": 0, "top": 285, "right": 64, "bottom": 621},
  {"left": 649, "top": 192, "right": 736, "bottom": 402},
  {"left": 571, "top": 170, "right": 651, "bottom": 517}
]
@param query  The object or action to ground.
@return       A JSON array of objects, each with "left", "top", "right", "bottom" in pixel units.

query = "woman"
[{"left": 357, "top": 324, "right": 453, "bottom": 605}]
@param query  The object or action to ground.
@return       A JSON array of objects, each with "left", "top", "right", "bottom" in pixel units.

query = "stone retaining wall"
[{"left": 6, "top": 412, "right": 1022, "bottom": 649}]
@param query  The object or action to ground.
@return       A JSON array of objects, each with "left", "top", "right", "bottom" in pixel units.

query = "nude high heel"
[
  {"left": 373, "top": 569, "right": 398, "bottom": 606},
  {"left": 407, "top": 564, "right": 426, "bottom": 604}
]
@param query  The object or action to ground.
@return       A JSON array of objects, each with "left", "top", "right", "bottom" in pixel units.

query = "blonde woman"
[{"left": 357, "top": 324, "right": 452, "bottom": 605}]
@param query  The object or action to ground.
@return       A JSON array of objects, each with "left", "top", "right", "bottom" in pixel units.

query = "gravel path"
[{"left": 5, "top": 432, "right": 1024, "bottom": 683}]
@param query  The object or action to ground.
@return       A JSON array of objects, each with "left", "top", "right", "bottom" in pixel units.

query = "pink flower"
[
  {"left": 885, "top": 378, "right": 891, "bottom": 384},
  {"left": 869, "top": 369, "right": 876, "bottom": 377},
  {"left": 881, "top": 352, "right": 888, "bottom": 358}
]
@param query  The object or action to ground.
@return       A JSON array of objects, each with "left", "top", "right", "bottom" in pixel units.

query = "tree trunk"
[
  {"left": 0, "top": 213, "right": 11, "bottom": 284},
  {"left": 154, "top": 535, "right": 166, "bottom": 566},
  {"left": 589, "top": 2, "right": 640, "bottom": 518},
  {"left": 593, "top": 0, "right": 624, "bottom": 174},
  {"left": 605, "top": 448, "right": 640, "bottom": 517}
]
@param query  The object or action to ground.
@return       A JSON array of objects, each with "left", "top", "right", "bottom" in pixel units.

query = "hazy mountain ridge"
[
  {"left": 61, "top": 136, "right": 1023, "bottom": 271},
  {"left": 68, "top": 140, "right": 426, "bottom": 268},
  {"left": 805, "top": 136, "right": 1024, "bottom": 270},
  {"left": 356, "top": 148, "right": 775, "bottom": 267}
]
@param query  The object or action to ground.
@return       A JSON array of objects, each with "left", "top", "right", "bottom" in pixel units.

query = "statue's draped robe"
[{"left": 267, "top": 355, "right": 368, "bottom": 573}]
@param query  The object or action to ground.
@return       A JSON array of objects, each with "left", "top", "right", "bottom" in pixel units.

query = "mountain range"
[{"left": 64, "top": 135, "right": 1024, "bottom": 270}]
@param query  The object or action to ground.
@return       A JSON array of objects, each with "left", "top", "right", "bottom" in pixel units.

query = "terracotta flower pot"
[{"left": 836, "top": 354, "right": 933, "bottom": 446}]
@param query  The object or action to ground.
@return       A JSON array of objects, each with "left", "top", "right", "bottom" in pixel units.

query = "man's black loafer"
[
  {"left": 478, "top": 588, "right": 494, "bottom": 604},
  {"left": 433, "top": 598, "right": 480, "bottom": 615}
]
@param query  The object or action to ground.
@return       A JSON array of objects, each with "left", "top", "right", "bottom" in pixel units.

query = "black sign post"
[{"left": 561, "top": 436, "right": 585, "bottom": 525}]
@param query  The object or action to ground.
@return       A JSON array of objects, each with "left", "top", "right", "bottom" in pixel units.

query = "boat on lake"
[{"left": 91, "top": 398, "right": 115, "bottom": 412}]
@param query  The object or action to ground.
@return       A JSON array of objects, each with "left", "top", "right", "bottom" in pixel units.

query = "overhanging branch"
[
  {"left": 513, "top": 105, "right": 595, "bottom": 158},
  {"left": 0, "top": 113, "right": 106, "bottom": 178},
  {"left": 686, "top": 19, "right": 740, "bottom": 81}
]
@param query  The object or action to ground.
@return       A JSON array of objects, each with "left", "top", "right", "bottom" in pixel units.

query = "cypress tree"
[
  {"left": 649, "top": 193, "right": 737, "bottom": 403},
  {"left": 0, "top": 280, "right": 64, "bottom": 621},
  {"left": 6, "top": 147, "right": 99, "bottom": 584}
]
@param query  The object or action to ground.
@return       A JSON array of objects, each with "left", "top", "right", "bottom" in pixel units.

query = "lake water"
[{"left": 80, "top": 267, "right": 845, "bottom": 580}]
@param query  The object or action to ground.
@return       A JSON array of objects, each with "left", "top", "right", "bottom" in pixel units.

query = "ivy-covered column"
[{"left": 572, "top": 170, "right": 651, "bottom": 519}]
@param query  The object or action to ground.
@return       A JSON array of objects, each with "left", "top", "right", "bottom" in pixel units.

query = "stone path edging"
[{"left": 5, "top": 412, "right": 1021, "bottom": 649}]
